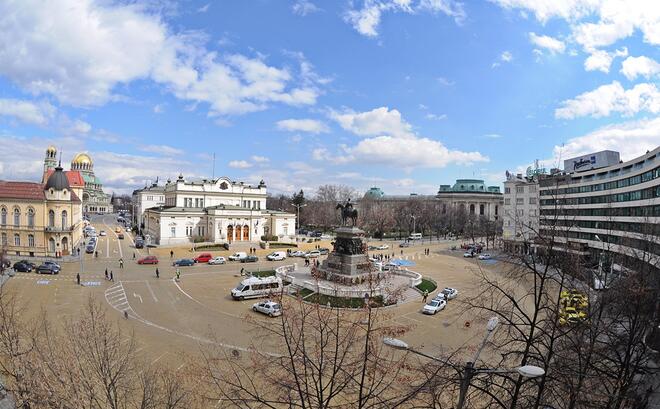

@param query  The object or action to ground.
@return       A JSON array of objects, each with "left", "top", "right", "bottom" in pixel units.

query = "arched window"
[
  {"left": 61, "top": 210, "right": 68, "bottom": 229},
  {"left": 48, "top": 237, "right": 55, "bottom": 252},
  {"left": 469, "top": 204, "right": 475, "bottom": 214},
  {"left": 13, "top": 208, "right": 20, "bottom": 227},
  {"left": 48, "top": 210, "right": 55, "bottom": 227},
  {"left": 27, "top": 208, "right": 35, "bottom": 227},
  {"left": 28, "top": 234, "right": 34, "bottom": 247},
  {"left": 479, "top": 204, "right": 485, "bottom": 215},
  {"left": 14, "top": 234, "right": 20, "bottom": 246},
  {"left": 0, "top": 207, "right": 6, "bottom": 225}
]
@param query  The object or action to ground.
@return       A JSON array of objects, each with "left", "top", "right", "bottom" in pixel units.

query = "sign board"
[
  {"left": 563, "top": 150, "right": 620, "bottom": 173},
  {"left": 36, "top": 280, "right": 50, "bottom": 285},
  {"left": 83, "top": 281, "right": 102, "bottom": 286}
]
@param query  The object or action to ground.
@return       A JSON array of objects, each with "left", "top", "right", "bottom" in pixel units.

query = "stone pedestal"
[{"left": 317, "top": 227, "right": 372, "bottom": 281}]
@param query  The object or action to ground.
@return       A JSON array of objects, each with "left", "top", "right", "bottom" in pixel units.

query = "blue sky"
[{"left": 0, "top": 0, "right": 659, "bottom": 195}]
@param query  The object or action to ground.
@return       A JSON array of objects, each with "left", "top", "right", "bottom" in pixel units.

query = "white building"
[
  {"left": 143, "top": 174, "right": 295, "bottom": 245},
  {"left": 502, "top": 173, "right": 540, "bottom": 254},
  {"left": 132, "top": 182, "right": 165, "bottom": 232}
]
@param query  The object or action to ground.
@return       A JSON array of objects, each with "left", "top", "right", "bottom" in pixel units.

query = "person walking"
[
  {"left": 176, "top": 269, "right": 181, "bottom": 281},
  {"left": 422, "top": 289, "right": 428, "bottom": 303},
  {"left": 76, "top": 273, "right": 81, "bottom": 286},
  {"left": 155, "top": 268, "right": 159, "bottom": 278},
  {"left": 133, "top": 252, "right": 136, "bottom": 259},
  {"left": 119, "top": 258, "right": 124, "bottom": 269},
  {"left": 104, "top": 268, "right": 108, "bottom": 280},
  {"left": 170, "top": 250, "right": 174, "bottom": 259},
  {"left": 110, "top": 271, "right": 114, "bottom": 281}
]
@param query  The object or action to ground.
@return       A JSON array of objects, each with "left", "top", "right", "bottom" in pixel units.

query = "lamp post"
[
  {"left": 291, "top": 203, "right": 307, "bottom": 235},
  {"left": 383, "top": 317, "right": 545, "bottom": 409}
]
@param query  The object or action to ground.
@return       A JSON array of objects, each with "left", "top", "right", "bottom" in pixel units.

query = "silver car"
[{"left": 252, "top": 301, "right": 282, "bottom": 317}]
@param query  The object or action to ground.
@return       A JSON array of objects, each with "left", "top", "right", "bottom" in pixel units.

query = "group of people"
[
  {"left": 248, "top": 247, "right": 258, "bottom": 255},
  {"left": 304, "top": 258, "right": 319, "bottom": 267},
  {"left": 104, "top": 268, "right": 114, "bottom": 281}
]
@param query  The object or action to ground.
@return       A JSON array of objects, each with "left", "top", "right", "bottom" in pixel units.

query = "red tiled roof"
[
  {"left": 0, "top": 181, "right": 45, "bottom": 200},
  {"left": 44, "top": 169, "right": 84, "bottom": 187}
]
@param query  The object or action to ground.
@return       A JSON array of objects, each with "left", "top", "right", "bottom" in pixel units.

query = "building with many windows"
[
  {"left": 132, "top": 182, "right": 165, "bottom": 233},
  {"left": 538, "top": 147, "right": 660, "bottom": 272},
  {"left": 502, "top": 173, "right": 540, "bottom": 254},
  {"left": 143, "top": 174, "right": 295, "bottom": 245},
  {"left": 0, "top": 164, "right": 83, "bottom": 257}
]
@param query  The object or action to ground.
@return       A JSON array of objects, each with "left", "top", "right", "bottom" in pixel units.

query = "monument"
[{"left": 313, "top": 199, "right": 376, "bottom": 285}]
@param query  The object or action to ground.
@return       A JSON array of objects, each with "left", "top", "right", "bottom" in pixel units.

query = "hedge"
[{"left": 415, "top": 278, "right": 437, "bottom": 293}]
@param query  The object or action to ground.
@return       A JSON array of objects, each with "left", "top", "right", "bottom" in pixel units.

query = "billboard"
[{"left": 563, "top": 150, "right": 620, "bottom": 173}]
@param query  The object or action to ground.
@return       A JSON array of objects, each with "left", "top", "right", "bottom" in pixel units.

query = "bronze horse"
[{"left": 336, "top": 203, "right": 358, "bottom": 226}]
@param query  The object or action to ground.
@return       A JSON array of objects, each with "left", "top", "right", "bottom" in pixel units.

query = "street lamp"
[
  {"left": 291, "top": 203, "right": 307, "bottom": 235},
  {"left": 383, "top": 316, "right": 545, "bottom": 409}
]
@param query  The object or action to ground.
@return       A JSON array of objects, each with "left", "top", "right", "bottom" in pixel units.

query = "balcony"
[{"left": 44, "top": 226, "right": 76, "bottom": 233}]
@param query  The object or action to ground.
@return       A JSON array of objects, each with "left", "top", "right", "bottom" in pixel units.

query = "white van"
[
  {"left": 231, "top": 276, "right": 283, "bottom": 300},
  {"left": 228, "top": 252, "right": 247, "bottom": 261},
  {"left": 267, "top": 251, "right": 287, "bottom": 261},
  {"left": 408, "top": 233, "right": 422, "bottom": 240}
]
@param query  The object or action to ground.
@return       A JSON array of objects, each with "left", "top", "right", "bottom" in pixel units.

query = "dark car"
[
  {"left": 117, "top": 233, "right": 125, "bottom": 239},
  {"left": 43, "top": 261, "right": 61, "bottom": 273},
  {"left": 240, "top": 255, "right": 259, "bottom": 263},
  {"left": 312, "top": 231, "right": 322, "bottom": 237},
  {"left": 399, "top": 242, "right": 411, "bottom": 248},
  {"left": 36, "top": 264, "right": 58, "bottom": 275},
  {"left": 13, "top": 262, "right": 32, "bottom": 273},
  {"left": 318, "top": 248, "right": 330, "bottom": 255},
  {"left": 173, "top": 258, "right": 195, "bottom": 267},
  {"left": 134, "top": 238, "right": 144, "bottom": 249},
  {"left": 18, "top": 260, "right": 37, "bottom": 269}
]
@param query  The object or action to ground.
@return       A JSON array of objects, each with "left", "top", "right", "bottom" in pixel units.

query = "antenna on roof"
[{"left": 58, "top": 150, "right": 62, "bottom": 167}]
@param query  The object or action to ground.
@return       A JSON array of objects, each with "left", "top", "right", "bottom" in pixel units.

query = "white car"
[
  {"left": 290, "top": 250, "right": 306, "bottom": 257},
  {"left": 422, "top": 298, "right": 447, "bottom": 315},
  {"left": 305, "top": 250, "right": 320, "bottom": 258},
  {"left": 208, "top": 256, "right": 226, "bottom": 265},
  {"left": 99, "top": 230, "right": 107, "bottom": 236},
  {"left": 433, "top": 292, "right": 446, "bottom": 301},
  {"left": 267, "top": 252, "right": 287, "bottom": 261},
  {"left": 375, "top": 244, "right": 389, "bottom": 250},
  {"left": 478, "top": 253, "right": 492, "bottom": 260},
  {"left": 463, "top": 252, "right": 475, "bottom": 258},
  {"left": 252, "top": 301, "right": 282, "bottom": 317},
  {"left": 442, "top": 287, "right": 459, "bottom": 300}
]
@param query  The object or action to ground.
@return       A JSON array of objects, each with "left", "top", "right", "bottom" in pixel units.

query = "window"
[
  {"left": 504, "top": 187, "right": 511, "bottom": 194},
  {"left": 517, "top": 209, "right": 524, "bottom": 216},
  {"left": 14, "top": 234, "right": 20, "bottom": 246},
  {"left": 170, "top": 227, "right": 176, "bottom": 236},
  {"left": 28, "top": 234, "right": 34, "bottom": 247},
  {"left": 48, "top": 210, "right": 55, "bottom": 227},
  {"left": 197, "top": 226, "right": 205, "bottom": 236},
  {"left": 516, "top": 186, "right": 524, "bottom": 193},
  {"left": 61, "top": 210, "right": 68, "bottom": 229},
  {"left": 516, "top": 198, "right": 524, "bottom": 205},
  {"left": 505, "top": 198, "right": 511, "bottom": 205},
  {"left": 186, "top": 226, "right": 192, "bottom": 236},
  {"left": 529, "top": 197, "right": 537, "bottom": 204},
  {"left": 1, "top": 233, "right": 6, "bottom": 245},
  {"left": 27, "top": 208, "right": 34, "bottom": 227},
  {"left": 495, "top": 205, "right": 498, "bottom": 216},
  {"left": 469, "top": 204, "right": 475, "bottom": 214},
  {"left": 13, "top": 208, "right": 20, "bottom": 227},
  {"left": 0, "top": 208, "right": 5, "bottom": 225},
  {"left": 479, "top": 204, "right": 485, "bottom": 215}
]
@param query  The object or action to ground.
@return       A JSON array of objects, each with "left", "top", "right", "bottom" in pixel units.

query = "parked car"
[
  {"left": 44, "top": 261, "right": 60, "bottom": 273},
  {"left": 86, "top": 245, "right": 95, "bottom": 253},
  {"left": 442, "top": 287, "right": 459, "bottom": 300},
  {"left": 399, "top": 242, "right": 411, "bottom": 248},
  {"left": 240, "top": 255, "right": 259, "bottom": 263},
  {"left": 252, "top": 301, "right": 282, "bottom": 317},
  {"left": 478, "top": 253, "right": 491, "bottom": 260},
  {"left": 463, "top": 252, "right": 475, "bottom": 258},
  {"left": 228, "top": 252, "right": 247, "bottom": 261},
  {"left": 12, "top": 262, "right": 33, "bottom": 272},
  {"left": 318, "top": 247, "right": 330, "bottom": 255},
  {"left": 117, "top": 233, "right": 124, "bottom": 239},
  {"left": 193, "top": 253, "right": 213, "bottom": 263},
  {"left": 137, "top": 256, "right": 159, "bottom": 265},
  {"left": 36, "top": 264, "right": 59, "bottom": 275},
  {"left": 18, "top": 260, "right": 37, "bottom": 269},
  {"left": 433, "top": 292, "right": 446, "bottom": 301},
  {"left": 375, "top": 244, "right": 389, "bottom": 250},
  {"left": 305, "top": 250, "right": 320, "bottom": 258},
  {"left": 173, "top": 258, "right": 195, "bottom": 267},
  {"left": 208, "top": 256, "right": 226, "bottom": 265},
  {"left": 267, "top": 251, "right": 286, "bottom": 261},
  {"left": 134, "top": 238, "right": 144, "bottom": 249},
  {"left": 99, "top": 230, "right": 107, "bottom": 236},
  {"left": 290, "top": 250, "right": 306, "bottom": 257},
  {"left": 422, "top": 298, "right": 447, "bottom": 315}
]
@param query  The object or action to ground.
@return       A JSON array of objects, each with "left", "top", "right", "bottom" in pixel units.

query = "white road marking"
[
  {"left": 171, "top": 277, "right": 240, "bottom": 319},
  {"left": 133, "top": 293, "right": 143, "bottom": 303},
  {"left": 145, "top": 281, "right": 158, "bottom": 302},
  {"left": 151, "top": 352, "right": 168, "bottom": 364}
]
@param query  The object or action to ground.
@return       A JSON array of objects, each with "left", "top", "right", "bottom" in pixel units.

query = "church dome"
[
  {"left": 45, "top": 165, "right": 70, "bottom": 191},
  {"left": 46, "top": 145, "right": 57, "bottom": 153},
  {"left": 71, "top": 153, "right": 93, "bottom": 167}
]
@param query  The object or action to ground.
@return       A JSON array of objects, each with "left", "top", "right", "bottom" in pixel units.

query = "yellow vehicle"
[
  {"left": 115, "top": 227, "right": 122, "bottom": 233},
  {"left": 559, "top": 306, "right": 587, "bottom": 325}
]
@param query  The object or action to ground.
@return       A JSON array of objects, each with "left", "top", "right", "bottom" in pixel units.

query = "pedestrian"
[
  {"left": 400, "top": 249, "right": 403, "bottom": 256},
  {"left": 170, "top": 250, "right": 174, "bottom": 258},
  {"left": 110, "top": 271, "right": 114, "bottom": 281},
  {"left": 119, "top": 258, "right": 124, "bottom": 268},
  {"left": 176, "top": 269, "right": 180, "bottom": 281},
  {"left": 133, "top": 252, "right": 135, "bottom": 259},
  {"left": 156, "top": 268, "right": 159, "bottom": 278},
  {"left": 76, "top": 273, "right": 80, "bottom": 285},
  {"left": 423, "top": 289, "right": 428, "bottom": 302},
  {"left": 240, "top": 267, "right": 244, "bottom": 275},
  {"left": 95, "top": 250, "right": 98, "bottom": 258}
]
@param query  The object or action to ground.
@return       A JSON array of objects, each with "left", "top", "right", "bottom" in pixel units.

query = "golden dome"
[
  {"left": 71, "top": 152, "right": 93, "bottom": 166},
  {"left": 46, "top": 145, "right": 57, "bottom": 153}
]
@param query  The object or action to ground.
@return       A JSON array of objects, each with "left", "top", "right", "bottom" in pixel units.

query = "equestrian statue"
[{"left": 336, "top": 198, "right": 358, "bottom": 226}]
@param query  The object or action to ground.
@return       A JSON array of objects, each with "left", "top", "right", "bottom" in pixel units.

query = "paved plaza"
[{"left": 3, "top": 214, "right": 509, "bottom": 370}]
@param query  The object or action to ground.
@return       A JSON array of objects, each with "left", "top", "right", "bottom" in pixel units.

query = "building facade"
[
  {"left": 363, "top": 179, "right": 503, "bottom": 221},
  {"left": 538, "top": 147, "right": 660, "bottom": 272},
  {"left": 143, "top": 175, "right": 295, "bottom": 245},
  {"left": 1, "top": 165, "right": 83, "bottom": 258},
  {"left": 132, "top": 183, "right": 165, "bottom": 231},
  {"left": 42, "top": 147, "right": 113, "bottom": 214},
  {"left": 502, "top": 173, "right": 540, "bottom": 254}
]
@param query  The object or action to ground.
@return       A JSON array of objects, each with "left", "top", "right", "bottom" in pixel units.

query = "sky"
[{"left": 0, "top": 0, "right": 659, "bottom": 196}]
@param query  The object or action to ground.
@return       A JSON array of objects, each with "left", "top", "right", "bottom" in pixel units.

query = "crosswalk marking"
[{"left": 104, "top": 282, "right": 136, "bottom": 317}]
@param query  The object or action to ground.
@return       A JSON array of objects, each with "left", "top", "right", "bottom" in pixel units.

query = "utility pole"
[{"left": 292, "top": 203, "right": 307, "bottom": 234}]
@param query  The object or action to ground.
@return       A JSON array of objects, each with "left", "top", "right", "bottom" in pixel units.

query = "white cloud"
[
  {"left": 483, "top": 133, "right": 502, "bottom": 138},
  {"left": 492, "top": 51, "right": 513, "bottom": 68},
  {"left": 292, "top": 0, "right": 321, "bottom": 16},
  {"left": 197, "top": 3, "right": 210, "bottom": 13},
  {"left": 70, "top": 119, "right": 92, "bottom": 134},
  {"left": 344, "top": 0, "right": 465, "bottom": 38},
  {"left": 139, "top": 144, "right": 184, "bottom": 156},
  {"left": 425, "top": 113, "right": 447, "bottom": 120},
  {"left": 555, "top": 81, "right": 660, "bottom": 119},
  {"left": 583, "top": 47, "right": 627, "bottom": 73},
  {"left": 0, "top": 0, "right": 324, "bottom": 115},
  {"left": 251, "top": 155, "right": 270, "bottom": 163},
  {"left": 153, "top": 104, "right": 165, "bottom": 114},
  {"left": 330, "top": 107, "right": 413, "bottom": 138},
  {"left": 548, "top": 117, "right": 660, "bottom": 167},
  {"left": 621, "top": 55, "right": 660, "bottom": 80},
  {"left": 276, "top": 118, "right": 329, "bottom": 134},
  {"left": 529, "top": 32, "right": 565, "bottom": 54},
  {"left": 437, "top": 76, "right": 455, "bottom": 86},
  {"left": 0, "top": 99, "right": 54, "bottom": 125},
  {"left": 228, "top": 160, "right": 252, "bottom": 169}
]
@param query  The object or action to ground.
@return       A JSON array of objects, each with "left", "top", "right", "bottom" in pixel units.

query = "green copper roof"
[{"left": 364, "top": 187, "right": 385, "bottom": 198}]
